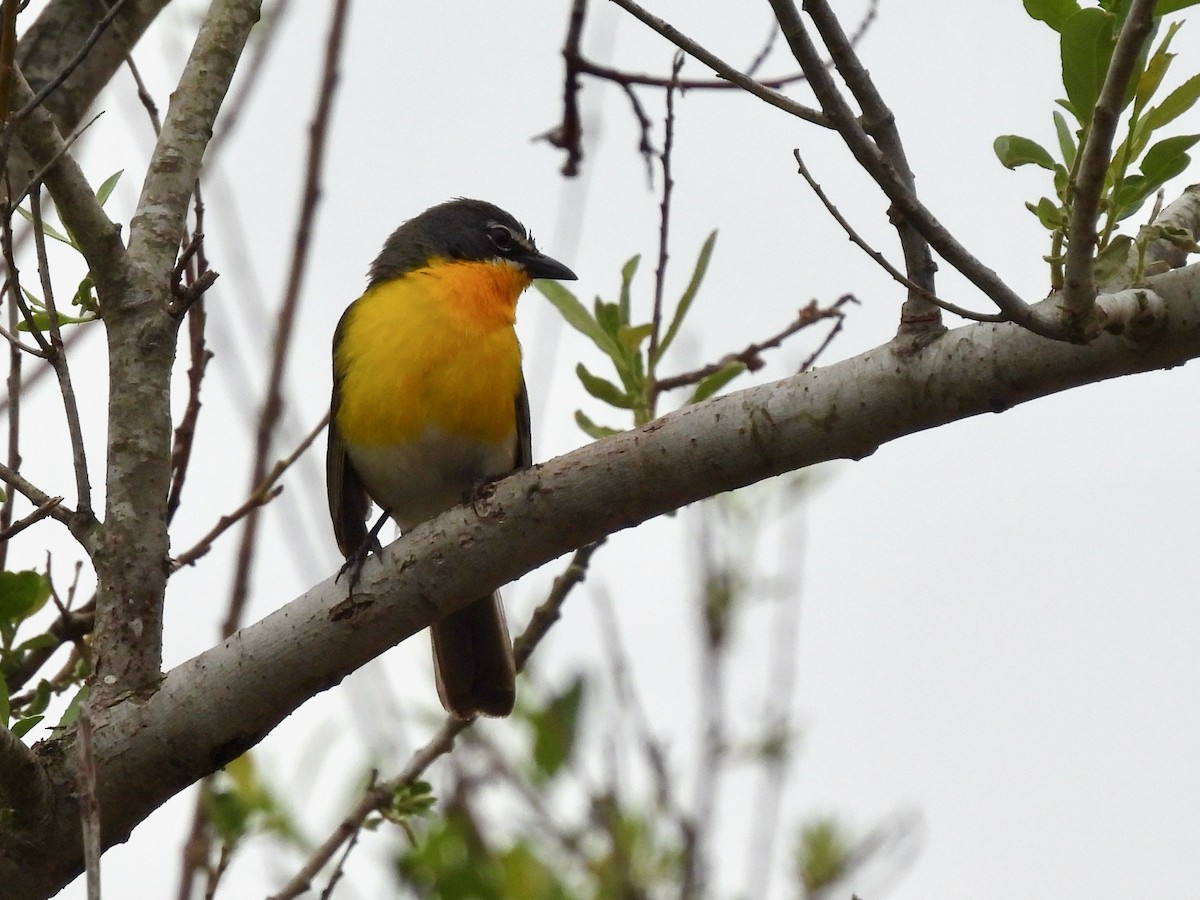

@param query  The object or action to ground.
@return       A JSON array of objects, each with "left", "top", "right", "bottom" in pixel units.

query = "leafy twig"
[{"left": 1062, "top": 0, "right": 1157, "bottom": 324}]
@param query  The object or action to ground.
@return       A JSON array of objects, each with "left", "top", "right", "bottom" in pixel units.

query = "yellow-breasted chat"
[{"left": 326, "top": 198, "right": 577, "bottom": 718}]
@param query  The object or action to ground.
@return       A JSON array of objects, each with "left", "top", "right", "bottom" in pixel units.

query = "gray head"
[{"left": 368, "top": 198, "right": 577, "bottom": 287}]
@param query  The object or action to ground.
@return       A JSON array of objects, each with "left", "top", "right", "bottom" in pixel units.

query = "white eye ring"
[{"left": 488, "top": 225, "right": 516, "bottom": 251}]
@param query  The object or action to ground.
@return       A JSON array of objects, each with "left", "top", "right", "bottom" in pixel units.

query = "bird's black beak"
[{"left": 523, "top": 251, "right": 577, "bottom": 281}]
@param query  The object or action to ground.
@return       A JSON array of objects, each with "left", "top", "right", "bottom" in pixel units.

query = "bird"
[{"left": 326, "top": 198, "right": 577, "bottom": 718}]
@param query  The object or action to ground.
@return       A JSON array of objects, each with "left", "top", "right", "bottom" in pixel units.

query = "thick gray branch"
[
  {"left": 8, "top": 262, "right": 1200, "bottom": 899},
  {"left": 126, "top": 0, "right": 261, "bottom": 281},
  {"left": 16, "top": 0, "right": 172, "bottom": 135}
]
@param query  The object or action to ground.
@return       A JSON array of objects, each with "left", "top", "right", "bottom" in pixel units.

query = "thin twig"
[
  {"left": 166, "top": 195, "right": 213, "bottom": 524},
  {"left": 9, "top": 0, "right": 129, "bottom": 126},
  {"left": 225, "top": 0, "right": 349, "bottom": 637},
  {"left": 0, "top": 460, "right": 74, "bottom": 519},
  {"left": 1061, "top": 0, "right": 1156, "bottom": 323},
  {"left": 765, "top": 0, "right": 1070, "bottom": 340},
  {"left": 605, "top": 0, "right": 829, "bottom": 127},
  {"left": 653, "top": 296, "right": 857, "bottom": 394},
  {"left": 269, "top": 542, "right": 605, "bottom": 900},
  {"left": 801, "top": 0, "right": 940, "bottom": 333},
  {"left": 30, "top": 186, "right": 93, "bottom": 515},
  {"left": 513, "top": 540, "right": 605, "bottom": 670},
  {"left": 0, "top": 0, "right": 19, "bottom": 125},
  {"left": 551, "top": 0, "right": 588, "bottom": 176},
  {"left": 0, "top": 211, "right": 21, "bottom": 572},
  {"left": 0, "top": 494, "right": 62, "bottom": 542},
  {"left": 172, "top": 413, "right": 327, "bottom": 571},
  {"left": 792, "top": 149, "right": 1004, "bottom": 323},
  {"left": 618, "top": 82, "right": 656, "bottom": 184},
  {"left": 646, "top": 52, "right": 683, "bottom": 387}
]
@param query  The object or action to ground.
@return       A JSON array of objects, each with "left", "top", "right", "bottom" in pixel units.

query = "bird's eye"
[{"left": 487, "top": 225, "right": 515, "bottom": 252}]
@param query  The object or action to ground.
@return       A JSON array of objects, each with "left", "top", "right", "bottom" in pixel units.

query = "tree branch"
[
  {"left": 766, "top": 0, "right": 1074, "bottom": 341},
  {"left": 1062, "top": 0, "right": 1157, "bottom": 326},
  {"left": 801, "top": 0, "right": 940, "bottom": 335},
  {"left": 9, "top": 260, "right": 1200, "bottom": 899},
  {"left": 606, "top": 0, "right": 829, "bottom": 127}
]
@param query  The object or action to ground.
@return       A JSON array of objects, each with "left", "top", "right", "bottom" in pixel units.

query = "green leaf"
[
  {"left": 55, "top": 685, "right": 88, "bottom": 731},
  {"left": 0, "top": 673, "right": 8, "bottom": 724},
  {"left": 73, "top": 276, "right": 98, "bottom": 313},
  {"left": 94, "top": 170, "right": 123, "bottom": 207},
  {"left": 575, "top": 363, "right": 634, "bottom": 408},
  {"left": 688, "top": 362, "right": 747, "bottom": 404},
  {"left": 1114, "top": 133, "right": 1199, "bottom": 219},
  {"left": 14, "top": 207, "right": 74, "bottom": 247},
  {"left": 1026, "top": 196, "right": 1067, "bottom": 229},
  {"left": 534, "top": 281, "right": 623, "bottom": 360},
  {"left": 1133, "top": 22, "right": 1181, "bottom": 114},
  {"left": 1025, "top": 0, "right": 1082, "bottom": 31},
  {"left": 617, "top": 322, "right": 654, "bottom": 352},
  {"left": 1093, "top": 234, "right": 1134, "bottom": 284},
  {"left": 994, "top": 135, "right": 1058, "bottom": 170},
  {"left": 16, "top": 308, "right": 96, "bottom": 333},
  {"left": 653, "top": 229, "right": 717, "bottom": 366},
  {"left": 574, "top": 409, "right": 620, "bottom": 439},
  {"left": 617, "top": 255, "right": 639, "bottom": 324},
  {"left": 0, "top": 571, "right": 51, "bottom": 623},
  {"left": 594, "top": 298, "right": 623, "bottom": 340},
  {"left": 1060, "top": 8, "right": 1118, "bottom": 122},
  {"left": 530, "top": 676, "right": 585, "bottom": 781},
  {"left": 11, "top": 715, "right": 43, "bottom": 738},
  {"left": 21, "top": 679, "right": 52, "bottom": 718},
  {"left": 1141, "top": 72, "right": 1200, "bottom": 134},
  {"left": 1156, "top": 0, "right": 1200, "bottom": 12},
  {"left": 1053, "top": 111, "right": 1078, "bottom": 166}
]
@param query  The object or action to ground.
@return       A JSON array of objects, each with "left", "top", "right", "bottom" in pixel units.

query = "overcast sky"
[{"left": 26, "top": 2, "right": 1200, "bottom": 898}]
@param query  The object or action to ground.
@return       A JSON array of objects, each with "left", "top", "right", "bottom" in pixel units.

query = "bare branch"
[
  {"left": 606, "top": 0, "right": 829, "bottom": 127},
  {"left": 654, "top": 296, "right": 857, "bottom": 394},
  {"left": 647, "top": 53, "right": 683, "bottom": 381},
  {"left": 793, "top": 149, "right": 1004, "bottom": 323},
  {"left": 1062, "top": 0, "right": 1157, "bottom": 325},
  {"left": 801, "top": 0, "right": 940, "bottom": 334},
  {"left": 172, "top": 413, "right": 327, "bottom": 571},
  {"left": 30, "top": 187, "right": 93, "bottom": 516},
  {"left": 125, "top": 0, "right": 260, "bottom": 282},
  {"left": 765, "top": 0, "right": 1072, "bottom": 340},
  {"left": 0, "top": 461, "right": 76, "bottom": 526},
  {"left": 0, "top": 494, "right": 63, "bottom": 543}
]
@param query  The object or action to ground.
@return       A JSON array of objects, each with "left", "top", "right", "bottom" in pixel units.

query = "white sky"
[{"left": 21, "top": 1, "right": 1200, "bottom": 898}]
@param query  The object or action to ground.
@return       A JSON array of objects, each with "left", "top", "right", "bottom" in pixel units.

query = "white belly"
[{"left": 346, "top": 426, "right": 517, "bottom": 530}]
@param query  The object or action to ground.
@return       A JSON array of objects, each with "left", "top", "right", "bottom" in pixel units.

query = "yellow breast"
[{"left": 334, "top": 260, "right": 529, "bottom": 447}]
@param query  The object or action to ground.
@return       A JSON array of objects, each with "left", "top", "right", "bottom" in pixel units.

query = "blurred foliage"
[{"left": 996, "top": 0, "right": 1200, "bottom": 286}]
